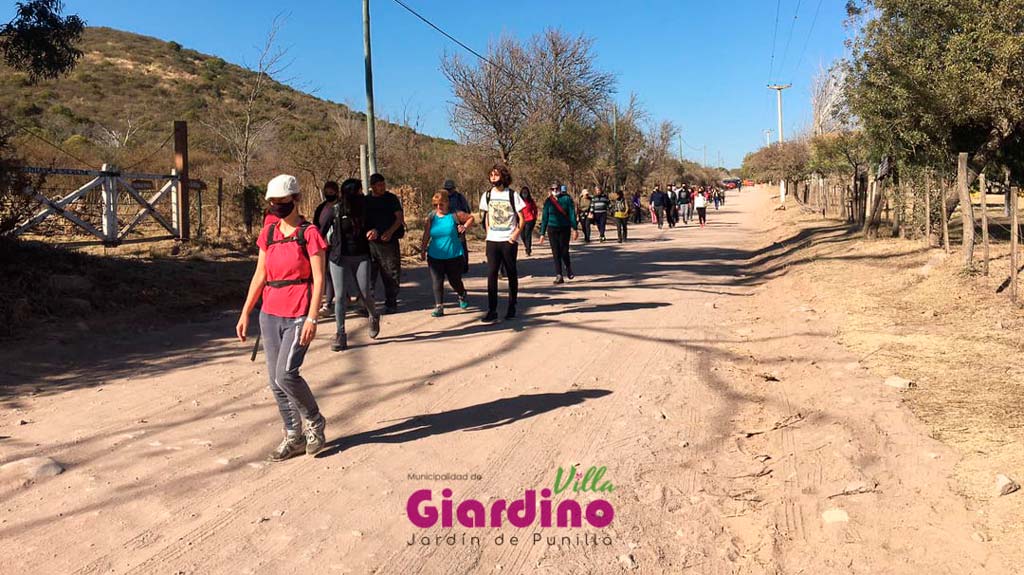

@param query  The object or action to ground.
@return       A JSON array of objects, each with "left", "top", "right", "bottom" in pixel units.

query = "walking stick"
[
  {"left": 250, "top": 333, "right": 261, "bottom": 362},
  {"left": 249, "top": 299, "right": 263, "bottom": 362}
]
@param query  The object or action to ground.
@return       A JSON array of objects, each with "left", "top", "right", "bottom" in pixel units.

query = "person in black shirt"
[
  {"left": 322, "top": 179, "right": 380, "bottom": 351},
  {"left": 314, "top": 181, "right": 339, "bottom": 315},
  {"left": 365, "top": 173, "right": 405, "bottom": 313}
]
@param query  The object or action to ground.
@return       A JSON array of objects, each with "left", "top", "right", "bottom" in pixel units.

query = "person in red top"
[
  {"left": 236, "top": 174, "right": 329, "bottom": 462},
  {"left": 519, "top": 187, "right": 539, "bottom": 256}
]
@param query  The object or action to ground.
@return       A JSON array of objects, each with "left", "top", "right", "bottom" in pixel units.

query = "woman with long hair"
[
  {"left": 322, "top": 178, "right": 380, "bottom": 351},
  {"left": 519, "top": 186, "right": 539, "bottom": 256},
  {"left": 420, "top": 191, "right": 475, "bottom": 316}
]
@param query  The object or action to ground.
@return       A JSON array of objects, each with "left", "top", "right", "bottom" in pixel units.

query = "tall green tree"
[
  {"left": 845, "top": 0, "right": 1024, "bottom": 204},
  {"left": 0, "top": 0, "right": 85, "bottom": 82}
]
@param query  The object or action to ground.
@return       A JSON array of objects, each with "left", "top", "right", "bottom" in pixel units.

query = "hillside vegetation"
[{"left": 0, "top": 26, "right": 486, "bottom": 223}]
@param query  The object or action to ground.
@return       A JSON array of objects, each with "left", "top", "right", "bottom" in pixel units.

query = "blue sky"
[{"left": 4, "top": 0, "right": 851, "bottom": 167}]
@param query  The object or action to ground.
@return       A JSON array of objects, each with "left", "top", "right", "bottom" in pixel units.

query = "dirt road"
[{"left": 0, "top": 188, "right": 1013, "bottom": 574}]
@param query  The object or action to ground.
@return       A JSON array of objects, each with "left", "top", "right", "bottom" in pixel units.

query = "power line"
[
  {"left": 778, "top": 0, "right": 804, "bottom": 79},
  {"left": 123, "top": 133, "right": 173, "bottom": 171},
  {"left": 680, "top": 137, "right": 703, "bottom": 153},
  {"left": 766, "top": 0, "right": 783, "bottom": 83},
  {"left": 17, "top": 126, "right": 92, "bottom": 166},
  {"left": 791, "top": 0, "right": 825, "bottom": 81},
  {"left": 389, "top": 0, "right": 611, "bottom": 117},
  {"left": 390, "top": 0, "right": 503, "bottom": 75}
]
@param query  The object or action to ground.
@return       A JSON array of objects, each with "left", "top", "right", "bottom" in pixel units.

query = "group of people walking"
[
  {"left": 235, "top": 164, "right": 728, "bottom": 462},
  {"left": 646, "top": 184, "right": 722, "bottom": 229}
]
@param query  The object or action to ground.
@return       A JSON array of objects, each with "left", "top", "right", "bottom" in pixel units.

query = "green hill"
[{"left": 0, "top": 26, "right": 472, "bottom": 199}]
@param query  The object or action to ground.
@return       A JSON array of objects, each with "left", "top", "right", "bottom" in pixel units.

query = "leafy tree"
[
  {"left": 0, "top": 0, "right": 85, "bottom": 82},
  {"left": 845, "top": 0, "right": 1024, "bottom": 211}
]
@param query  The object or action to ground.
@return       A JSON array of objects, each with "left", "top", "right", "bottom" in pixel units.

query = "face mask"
[
  {"left": 325, "top": 194, "right": 338, "bottom": 201},
  {"left": 269, "top": 200, "right": 295, "bottom": 218}
]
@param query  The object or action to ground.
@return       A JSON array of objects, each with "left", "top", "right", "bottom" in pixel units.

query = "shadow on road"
[{"left": 316, "top": 389, "right": 612, "bottom": 458}]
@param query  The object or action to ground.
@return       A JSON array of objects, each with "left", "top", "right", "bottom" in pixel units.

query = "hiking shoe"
[
  {"left": 268, "top": 433, "right": 306, "bottom": 462},
  {"left": 567, "top": 270, "right": 575, "bottom": 280},
  {"left": 482, "top": 310, "right": 499, "bottom": 323},
  {"left": 553, "top": 275, "right": 564, "bottom": 285},
  {"left": 458, "top": 294, "right": 469, "bottom": 309},
  {"left": 369, "top": 315, "right": 381, "bottom": 339},
  {"left": 431, "top": 307, "right": 444, "bottom": 318},
  {"left": 505, "top": 305, "right": 517, "bottom": 320},
  {"left": 305, "top": 416, "right": 326, "bottom": 456},
  {"left": 385, "top": 303, "right": 398, "bottom": 314},
  {"left": 331, "top": 334, "right": 347, "bottom": 352}
]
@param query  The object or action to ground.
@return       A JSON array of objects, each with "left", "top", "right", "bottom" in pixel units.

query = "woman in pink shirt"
[
  {"left": 236, "top": 174, "right": 329, "bottom": 462},
  {"left": 520, "top": 187, "right": 539, "bottom": 256}
]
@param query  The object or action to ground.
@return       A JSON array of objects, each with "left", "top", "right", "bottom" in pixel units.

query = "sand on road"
[{"left": 0, "top": 188, "right": 1011, "bottom": 574}]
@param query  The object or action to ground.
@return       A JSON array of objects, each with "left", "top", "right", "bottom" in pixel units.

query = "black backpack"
[{"left": 264, "top": 221, "right": 313, "bottom": 288}]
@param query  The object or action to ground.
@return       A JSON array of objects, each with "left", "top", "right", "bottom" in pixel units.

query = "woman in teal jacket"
[{"left": 539, "top": 184, "right": 579, "bottom": 284}]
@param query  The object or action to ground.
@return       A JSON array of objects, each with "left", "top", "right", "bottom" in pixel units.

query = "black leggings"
[
  {"left": 697, "top": 207, "right": 707, "bottom": 225},
  {"left": 615, "top": 217, "right": 628, "bottom": 242},
  {"left": 427, "top": 256, "right": 466, "bottom": 307},
  {"left": 593, "top": 212, "right": 608, "bottom": 237},
  {"left": 522, "top": 220, "right": 536, "bottom": 254},
  {"left": 547, "top": 226, "right": 572, "bottom": 276},
  {"left": 486, "top": 240, "right": 518, "bottom": 311}
]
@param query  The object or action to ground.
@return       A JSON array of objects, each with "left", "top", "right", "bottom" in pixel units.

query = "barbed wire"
[
  {"left": 123, "top": 133, "right": 173, "bottom": 171},
  {"left": 16, "top": 126, "right": 92, "bottom": 166}
]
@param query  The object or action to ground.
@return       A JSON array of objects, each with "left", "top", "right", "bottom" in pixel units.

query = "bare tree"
[
  {"left": 811, "top": 63, "right": 850, "bottom": 137},
  {"left": 531, "top": 29, "right": 616, "bottom": 128},
  {"left": 632, "top": 120, "right": 678, "bottom": 190},
  {"left": 204, "top": 14, "right": 292, "bottom": 189},
  {"left": 441, "top": 36, "right": 533, "bottom": 164},
  {"left": 93, "top": 114, "right": 146, "bottom": 150}
]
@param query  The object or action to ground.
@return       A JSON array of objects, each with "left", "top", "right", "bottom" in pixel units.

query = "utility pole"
[
  {"left": 768, "top": 84, "right": 791, "bottom": 143},
  {"left": 764, "top": 129, "right": 772, "bottom": 147},
  {"left": 768, "top": 84, "right": 792, "bottom": 203},
  {"left": 678, "top": 135, "right": 684, "bottom": 163},
  {"left": 717, "top": 151, "right": 722, "bottom": 169},
  {"left": 703, "top": 145, "right": 707, "bottom": 168},
  {"left": 363, "top": 0, "right": 377, "bottom": 176},
  {"left": 612, "top": 105, "right": 619, "bottom": 195}
]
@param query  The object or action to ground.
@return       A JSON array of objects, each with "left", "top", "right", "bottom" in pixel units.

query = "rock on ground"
[
  {"left": 995, "top": 475, "right": 1020, "bottom": 497},
  {"left": 884, "top": 376, "right": 915, "bottom": 389},
  {"left": 0, "top": 457, "right": 65, "bottom": 482}
]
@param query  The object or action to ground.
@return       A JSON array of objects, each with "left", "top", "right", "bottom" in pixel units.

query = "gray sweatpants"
[
  {"left": 259, "top": 311, "right": 321, "bottom": 435},
  {"left": 329, "top": 256, "right": 378, "bottom": 336}
]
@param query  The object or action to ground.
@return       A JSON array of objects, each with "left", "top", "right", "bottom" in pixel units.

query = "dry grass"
[{"left": 761, "top": 199, "right": 1024, "bottom": 536}]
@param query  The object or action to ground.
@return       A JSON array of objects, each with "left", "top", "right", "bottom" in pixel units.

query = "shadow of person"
[{"left": 316, "top": 389, "right": 612, "bottom": 458}]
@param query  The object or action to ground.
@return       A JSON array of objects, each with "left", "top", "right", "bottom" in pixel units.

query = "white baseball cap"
[{"left": 266, "top": 174, "right": 300, "bottom": 199}]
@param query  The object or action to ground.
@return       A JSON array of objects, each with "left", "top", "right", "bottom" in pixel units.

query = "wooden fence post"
[
  {"left": 196, "top": 187, "right": 203, "bottom": 239},
  {"left": 925, "top": 174, "right": 932, "bottom": 246},
  {"left": 170, "top": 168, "right": 179, "bottom": 235},
  {"left": 980, "top": 172, "right": 989, "bottom": 276},
  {"left": 173, "top": 121, "right": 190, "bottom": 241},
  {"left": 100, "top": 163, "right": 118, "bottom": 245},
  {"left": 941, "top": 174, "right": 951, "bottom": 255},
  {"left": 216, "top": 177, "right": 223, "bottom": 237},
  {"left": 1012, "top": 183, "right": 1020, "bottom": 304},
  {"left": 957, "top": 152, "right": 975, "bottom": 268}
]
